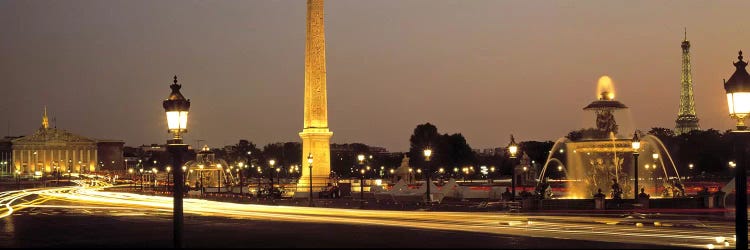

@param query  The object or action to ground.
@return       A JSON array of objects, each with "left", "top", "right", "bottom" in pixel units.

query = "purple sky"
[{"left": 1, "top": 0, "right": 749, "bottom": 152}]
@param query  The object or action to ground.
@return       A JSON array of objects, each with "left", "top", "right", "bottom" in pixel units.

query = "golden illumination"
[
  {"left": 423, "top": 148, "right": 432, "bottom": 161},
  {"left": 166, "top": 111, "right": 188, "bottom": 133},
  {"left": 727, "top": 92, "right": 750, "bottom": 128},
  {"left": 596, "top": 75, "right": 615, "bottom": 100}
]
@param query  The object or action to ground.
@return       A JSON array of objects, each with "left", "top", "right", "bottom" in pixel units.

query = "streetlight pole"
[
  {"left": 269, "top": 159, "right": 275, "bottom": 198},
  {"left": 238, "top": 162, "right": 244, "bottom": 196},
  {"left": 307, "top": 153, "right": 314, "bottom": 207},
  {"left": 722, "top": 51, "right": 749, "bottom": 249},
  {"left": 217, "top": 164, "right": 222, "bottom": 194},
  {"left": 163, "top": 75, "right": 190, "bottom": 249},
  {"left": 652, "top": 153, "right": 659, "bottom": 194},
  {"left": 423, "top": 148, "right": 432, "bottom": 203},
  {"left": 632, "top": 131, "right": 641, "bottom": 199},
  {"left": 139, "top": 168, "right": 144, "bottom": 192},
  {"left": 358, "top": 154, "right": 365, "bottom": 208},
  {"left": 508, "top": 135, "right": 519, "bottom": 200}
]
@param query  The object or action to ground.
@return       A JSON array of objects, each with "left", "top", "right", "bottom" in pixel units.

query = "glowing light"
[
  {"left": 715, "top": 236, "right": 725, "bottom": 244},
  {"left": 596, "top": 75, "right": 615, "bottom": 100}
]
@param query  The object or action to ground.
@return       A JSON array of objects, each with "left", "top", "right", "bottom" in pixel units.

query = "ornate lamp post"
[
  {"left": 139, "top": 168, "right": 144, "bottom": 192},
  {"left": 198, "top": 164, "right": 204, "bottom": 195},
  {"left": 508, "top": 134, "right": 519, "bottom": 200},
  {"left": 307, "top": 153, "right": 314, "bottom": 207},
  {"left": 128, "top": 168, "right": 134, "bottom": 190},
  {"left": 269, "top": 159, "right": 275, "bottom": 198},
  {"left": 652, "top": 153, "right": 659, "bottom": 193},
  {"left": 357, "top": 154, "right": 365, "bottom": 208},
  {"left": 723, "top": 51, "right": 750, "bottom": 249},
  {"left": 238, "top": 162, "right": 244, "bottom": 196},
  {"left": 632, "top": 131, "right": 641, "bottom": 198},
  {"left": 217, "top": 164, "right": 222, "bottom": 194},
  {"left": 162, "top": 75, "right": 190, "bottom": 248},
  {"left": 423, "top": 148, "right": 432, "bottom": 203},
  {"left": 152, "top": 168, "right": 158, "bottom": 191}
]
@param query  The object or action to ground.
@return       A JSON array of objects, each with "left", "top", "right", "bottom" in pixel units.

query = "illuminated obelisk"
[{"left": 297, "top": 0, "right": 332, "bottom": 198}]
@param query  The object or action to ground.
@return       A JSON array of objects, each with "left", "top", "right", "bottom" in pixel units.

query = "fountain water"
[{"left": 537, "top": 76, "right": 682, "bottom": 199}]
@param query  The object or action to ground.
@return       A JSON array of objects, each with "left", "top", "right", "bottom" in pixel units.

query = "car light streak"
[{"left": 1, "top": 183, "right": 741, "bottom": 249}]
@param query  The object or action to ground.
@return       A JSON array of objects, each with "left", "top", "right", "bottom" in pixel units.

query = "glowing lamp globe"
[
  {"left": 631, "top": 131, "right": 641, "bottom": 155},
  {"left": 423, "top": 148, "right": 432, "bottom": 161},
  {"left": 725, "top": 51, "right": 750, "bottom": 130},
  {"left": 508, "top": 134, "right": 518, "bottom": 159},
  {"left": 163, "top": 75, "right": 190, "bottom": 144}
]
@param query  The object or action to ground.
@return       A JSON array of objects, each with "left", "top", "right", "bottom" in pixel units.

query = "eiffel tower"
[{"left": 675, "top": 30, "right": 700, "bottom": 135}]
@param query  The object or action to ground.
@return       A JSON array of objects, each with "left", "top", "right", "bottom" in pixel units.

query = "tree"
[
  {"left": 407, "top": 123, "right": 477, "bottom": 174},
  {"left": 408, "top": 123, "right": 441, "bottom": 168}
]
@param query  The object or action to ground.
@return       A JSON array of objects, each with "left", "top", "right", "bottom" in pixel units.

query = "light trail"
[
  {"left": 27, "top": 186, "right": 740, "bottom": 249},
  {"left": 0, "top": 181, "right": 741, "bottom": 249}
]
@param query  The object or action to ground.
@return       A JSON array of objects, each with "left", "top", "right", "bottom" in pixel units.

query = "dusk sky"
[{"left": 2, "top": 0, "right": 749, "bottom": 152}]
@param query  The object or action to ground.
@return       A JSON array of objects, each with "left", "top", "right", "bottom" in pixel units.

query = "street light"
[
  {"left": 139, "top": 168, "right": 144, "bottom": 191},
  {"left": 269, "top": 159, "right": 275, "bottom": 198},
  {"left": 163, "top": 75, "right": 190, "bottom": 248},
  {"left": 357, "top": 154, "right": 365, "bottom": 208},
  {"left": 632, "top": 131, "right": 641, "bottom": 198},
  {"left": 652, "top": 153, "right": 659, "bottom": 191},
  {"left": 128, "top": 168, "right": 134, "bottom": 189},
  {"left": 217, "top": 164, "right": 223, "bottom": 193},
  {"left": 724, "top": 52, "right": 750, "bottom": 249},
  {"left": 152, "top": 168, "right": 158, "bottom": 190},
  {"left": 238, "top": 162, "right": 244, "bottom": 196},
  {"left": 508, "top": 134, "right": 519, "bottom": 199},
  {"left": 307, "top": 153, "right": 314, "bottom": 207},
  {"left": 423, "top": 148, "right": 432, "bottom": 203}
]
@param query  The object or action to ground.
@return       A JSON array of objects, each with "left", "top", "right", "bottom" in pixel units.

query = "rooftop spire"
[{"left": 42, "top": 106, "right": 49, "bottom": 129}]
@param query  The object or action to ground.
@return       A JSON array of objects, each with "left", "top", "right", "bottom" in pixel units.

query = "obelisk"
[{"left": 298, "top": 0, "right": 333, "bottom": 198}]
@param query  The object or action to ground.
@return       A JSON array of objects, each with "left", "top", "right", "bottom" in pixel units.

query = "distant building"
[
  {"left": 0, "top": 136, "right": 21, "bottom": 176},
  {"left": 12, "top": 108, "right": 98, "bottom": 175}
]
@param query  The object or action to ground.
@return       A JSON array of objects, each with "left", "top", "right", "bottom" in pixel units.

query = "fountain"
[{"left": 538, "top": 76, "right": 682, "bottom": 199}]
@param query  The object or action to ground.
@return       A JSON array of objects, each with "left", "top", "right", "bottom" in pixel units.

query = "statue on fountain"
[
  {"left": 595, "top": 110, "right": 619, "bottom": 134},
  {"left": 610, "top": 178, "right": 623, "bottom": 199}
]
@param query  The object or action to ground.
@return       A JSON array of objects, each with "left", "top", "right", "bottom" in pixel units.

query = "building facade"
[{"left": 11, "top": 109, "right": 98, "bottom": 175}]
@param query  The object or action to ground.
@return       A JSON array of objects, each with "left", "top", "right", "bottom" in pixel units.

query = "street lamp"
[
  {"left": 152, "top": 168, "right": 158, "bottom": 190},
  {"left": 269, "top": 159, "right": 275, "bottom": 198},
  {"left": 163, "top": 75, "right": 190, "bottom": 248},
  {"left": 139, "top": 168, "right": 144, "bottom": 191},
  {"left": 508, "top": 134, "right": 519, "bottom": 200},
  {"left": 652, "top": 153, "right": 659, "bottom": 191},
  {"left": 359, "top": 168, "right": 366, "bottom": 208},
  {"left": 198, "top": 164, "right": 204, "bottom": 195},
  {"left": 128, "top": 168, "right": 134, "bottom": 189},
  {"left": 632, "top": 131, "right": 641, "bottom": 198},
  {"left": 423, "top": 148, "right": 432, "bottom": 203},
  {"left": 723, "top": 50, "right": 750, "bottom": 249},
  {"left": 217, "top": 164, "right": 223, "bottom": 193},
  {"left": 307, "top": 153, "right": 314, "bottom": 207},
  {"left": 238, "top": 162, "right": 244, "bottom": 196}
]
